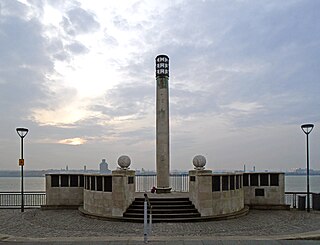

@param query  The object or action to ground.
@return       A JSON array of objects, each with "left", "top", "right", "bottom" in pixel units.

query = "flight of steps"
[{"left": 123, "top": 197, "right": 201, "bottom": 222}]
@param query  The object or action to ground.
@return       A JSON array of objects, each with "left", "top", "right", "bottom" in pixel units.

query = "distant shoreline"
[
  {"left": 0, "top": 170, "right": 319, "bottom": 177},
  {"left": 0, "top": 170, "right": 97, "bottom": 177}
]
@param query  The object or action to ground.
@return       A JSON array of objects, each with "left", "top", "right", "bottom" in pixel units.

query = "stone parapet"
[
  {"left": 45, "top": 174, "right": 84, "bottom": 207},
  {"left": 82, "top": 170, "right": 136, "bottom": 217},
  {"left": 243, "top": 172, "right": 286, "bottom": 207},
  {"left": 189, "top": 170, "right": 244, "bottom": 216}
]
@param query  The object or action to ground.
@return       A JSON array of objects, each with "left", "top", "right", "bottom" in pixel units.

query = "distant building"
[{"left": 99, "top": 159, "right": 110, "bottom": 173}]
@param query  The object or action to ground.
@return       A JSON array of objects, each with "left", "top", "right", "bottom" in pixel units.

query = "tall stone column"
[{"left": 155, "top": 54, "right": 171, "bottom": 193}]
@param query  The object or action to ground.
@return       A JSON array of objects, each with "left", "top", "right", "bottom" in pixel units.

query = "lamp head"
[
  {"left": 155, "top": 54, "right": 169, "bottom": 77},
  {"left": 16, "top": 128, "right": 29, "bottom": 138},
  {"left": 301, "top": 124, "right": 314, "bottom": 135}
]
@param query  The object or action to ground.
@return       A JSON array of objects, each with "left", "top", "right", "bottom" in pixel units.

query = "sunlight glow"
[
  {"left": 58, "top": 137, "right": 87, "bottom": 145},
  {"left": 31, "top": 104, "right": 90, "bottom": 126}
]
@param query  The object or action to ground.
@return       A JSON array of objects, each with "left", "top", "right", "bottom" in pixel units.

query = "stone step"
[
  {"left": 133, "top": 200, "right": 192, "bottom": 205},
  {"left": 125, "top": 208, "right": 199, "bottom": 214},
  {"left": 132, "top": 198, "right": 192, "bottom": 205},
  {"left": 123, "top": 212, "right": 201, "bottom": 219},
  {"left": 129, "top": 204, "right": 196, "bottom": 209},
  {"left": 123, "top": 197, "right": 201, "bottom": 222},
  {"left": 122, "top": 216, "right": 204, "bottom": 223},
  {"left": 134, "top": 197, "right": 190, "bottom": 202}
]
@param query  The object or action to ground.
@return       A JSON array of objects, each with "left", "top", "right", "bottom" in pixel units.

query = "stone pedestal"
[
  {"left": 111, "top": 169, "right": 136, "bottom": 216},
  {"left": 189, "top": 169, "right": 213, "bottom": 216}
]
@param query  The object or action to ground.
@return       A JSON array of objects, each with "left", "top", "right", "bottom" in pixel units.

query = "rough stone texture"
[
  {"left": 0, "top": 209, "right": 320, "bottom": 240},
  {"left": 193, "top": 155, "right": 207, "bottom": 170},
  {"left": 45, "top": 175, "right": 83, "bottom": 206},
  {"left": 117, "top": 155, "right": 131, "bottom": 169},
  {"left": 83, "top": 190, "right": 112, "bottom": 216},
  {"left": 212, "top": 189, "right": 244, "bottom": 215}
]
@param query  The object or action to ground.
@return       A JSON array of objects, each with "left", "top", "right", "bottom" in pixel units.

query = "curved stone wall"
[
  {"left": 243, "top": 172, "right": 285, "bottom": 207},
  {"left": 83, "top": 174, "right": 113, "bottom": 216},
  {"left": 45, "top": 174, "right": 84, "bottom": 207},
  {"left": 82, "top": 170, "right": 135, "bottom": 217},
  {"left": 83, "top": 189, "right": 113, "bottom": 216},
  {"left": 211, "top": 174, "right": 244, "bottom": 215},
  {"left": 189, "top": 170, "right": 244, "bottom": 216}
]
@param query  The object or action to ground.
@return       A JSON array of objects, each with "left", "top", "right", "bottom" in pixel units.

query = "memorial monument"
[
  {"left": 155, "top": 55, "right": 171, "bottom": 193},
  {"left": 44, "top": 54, "right": 288, "bottom": 222}
]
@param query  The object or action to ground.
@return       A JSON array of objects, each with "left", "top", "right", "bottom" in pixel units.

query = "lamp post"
[
  {"left": 301, "top": 123, "right": 314, "bottom": 212},
  {"left": 16, "top": 127, "right": 29, "bottom": 212}
]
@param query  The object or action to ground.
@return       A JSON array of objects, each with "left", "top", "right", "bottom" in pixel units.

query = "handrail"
[
  {"left": 143, "top": 193, "right": 152, "bottom": 243},
  {"left": 285, "top": 191, "right": 317, "bottom": 194}
]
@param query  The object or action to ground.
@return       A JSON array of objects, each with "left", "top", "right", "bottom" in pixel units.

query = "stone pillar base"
[{"left": 156, "top": 187, "right": 172, "bottom": 194}]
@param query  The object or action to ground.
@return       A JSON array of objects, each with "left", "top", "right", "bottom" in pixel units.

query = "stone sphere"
[
  {"left": 118, "top": 155, "right": 131, "bottom": 169},
  {"left": 193, "top": 155, "right": 206, "bottom": 170}
]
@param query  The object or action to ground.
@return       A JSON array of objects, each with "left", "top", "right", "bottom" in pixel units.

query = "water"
[
  {"left": 285, "top": 175, "right": 320, "bottom": 192},
  {"left": 0, "top": 175, "right": 319, "bottom": 192},
  {"left": 0, "top": 177, "right": 45, "bottom": 192}
]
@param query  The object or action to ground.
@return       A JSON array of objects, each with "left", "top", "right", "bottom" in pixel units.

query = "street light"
[
  {"left": 16, "top": 127, "right": 29, "bottom": 212},
  {"left": 301, "top": 123, "right": 314, "bottom": 212}
]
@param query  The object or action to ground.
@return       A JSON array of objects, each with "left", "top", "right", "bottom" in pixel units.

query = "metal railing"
[
  {"left": 0, "top": 192, "right": 46, "bottom": 208},
  {"left": 0, "top": 188, "right": 318, "bottom": 211},
  {"left": 135, "top": 174, "right": 189, "bottom": 192},
  {"left": 285, "top": 191, "right": 319, "bottom": 208}
]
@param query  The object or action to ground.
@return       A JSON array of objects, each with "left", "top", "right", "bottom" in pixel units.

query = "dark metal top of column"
[{"left": 155, "top": 54, "right": 169, "bottom": 77}]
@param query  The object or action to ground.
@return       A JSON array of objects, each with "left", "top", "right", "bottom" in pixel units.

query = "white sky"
[{"left": 0, "top": 0, "right": 319, "bottom": 172}]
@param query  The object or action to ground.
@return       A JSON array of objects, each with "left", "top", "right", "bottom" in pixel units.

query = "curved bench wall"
[
  {"left": 189, "top": 171, "right": 244, "bottom": 216},
  {"left": 45, "top": 174, "right": 84, "bottom": 206},
  {"left": 243, "top": 172, "right": 285, "bottom": 206},
  {"left": 82, "top": 170, "right": 135, "bottom": 217}
]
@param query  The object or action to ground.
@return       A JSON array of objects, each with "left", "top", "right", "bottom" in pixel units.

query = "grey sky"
[{"left": 0, "top": 0, "right": 319, "bottom": 171}]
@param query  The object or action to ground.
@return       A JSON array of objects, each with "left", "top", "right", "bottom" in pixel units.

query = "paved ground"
[
  {"left": 0, "top": 209, "right": 320, "bottom": 244},
  {"left": 1, "top": 240, "right": 320, "bottom": 245}
]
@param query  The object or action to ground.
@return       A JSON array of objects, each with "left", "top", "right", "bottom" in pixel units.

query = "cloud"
[
  {"left": 63, "top": 6, "right": 100, "bottom": 35},
  {"left": 222, "top": 102, "right": 264, "bottom": 114},
  {"left": 0, "top": 2, "right": 54, "bottom": 128},
  {"left": 58, "top": 137, "right": 87, "bottom": 145},
  {"left": 0, "top": 0, "right": 319, "bottom": 171},
  {"left": 66, "top": 41, "right": 89, "bottom": 55},
  {"left": 92, "top": 83, "right": 154, "bottom": 119},
  {"left": 103, "top": 32, "right": 118, "bottom": 46}
]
